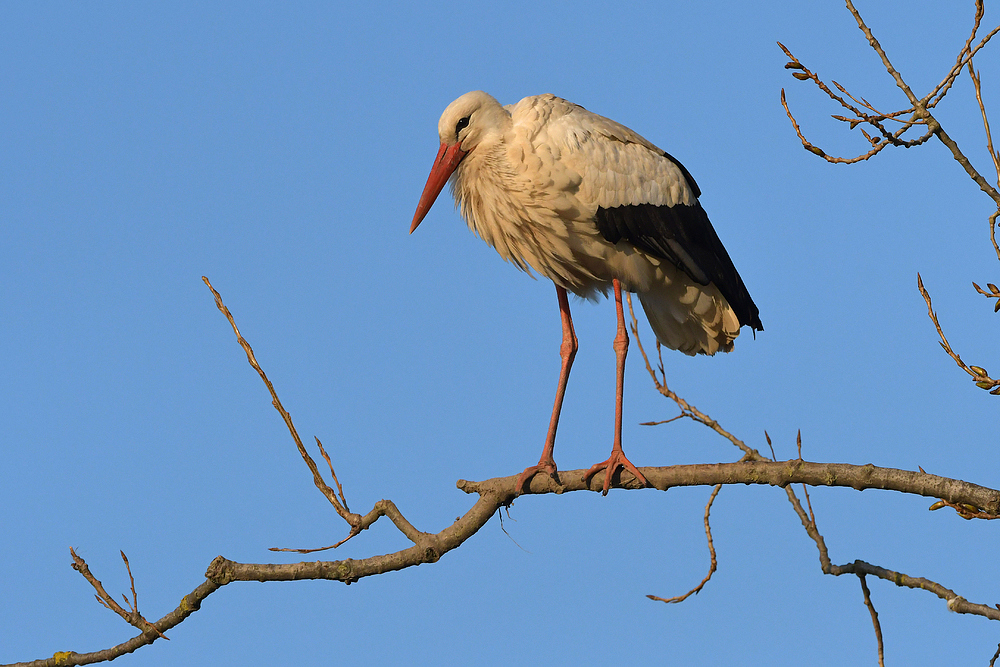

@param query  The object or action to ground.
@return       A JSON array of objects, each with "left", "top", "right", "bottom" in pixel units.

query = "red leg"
[
  {"left": 515, "top": 285, "right": 578, "bottom": 495},
  {"left": 583, "top": 279, "right": 649, "bottom": 495}
]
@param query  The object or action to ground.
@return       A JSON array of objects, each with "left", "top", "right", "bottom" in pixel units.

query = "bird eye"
[{"left": 455, "top": 115, "right": 471, "bottom": 136}]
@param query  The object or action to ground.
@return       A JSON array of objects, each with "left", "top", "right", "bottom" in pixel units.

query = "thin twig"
[
  {"left": 315, "top": 437, "right": 351, "bottom": 514},
  {"left": 831, "top": 558, "right": 998, "bottom": 618},
  {"left": 780, "top": 87, "right": 918, "bottom": 164},
  {"left": 201, "top": 277, "right": 365, "bottom": 545},
  {"left": 779, "top": 40, "right": 923, "bottom": 144},
  {"left": 625, "top": 293, "right": 761, "bottom": 459},
  {"left": 778, "top": 39, "right": 933, "bottom": 160},
  {"left": 928, "top": 0, "right": 1000, "bottom": 107},
  {"left": 916, "top": 273, "right": 1000, "bottom": 392},
  {"left": 993, "top": 211, "right": 1000, "bottom": 264},
  {"left": 858, "top": 575, "right": 886, "bottom": 667},
  {"left": 648, "top": 484, "right": 722, "bottom": 604},
  {"left": 784, "top": 484, "right": 832, "bottom": 573},
  {"left": 831, "top": 79, "right": 913, "bottom": 124},
  {"left": 967, "top": 60, "right": 1000, "bottom": 265},
  {"left": 967, "top": 62, "right": 1000, "bottom": 186},
  {"left": 972, "top": 280, "right": 1000, "bottom": 311},
  {"left": 69, "top": 549, "right": 168, "bottom": 640},
  {"left": 640, "top": 414, "right": 690, "bottom": 427},
  {"left": 845, "top": 0, "right": 919, "bottom": 106},
  {"left": 777, "top": 0, "right": 1000, "bottom": 168}
]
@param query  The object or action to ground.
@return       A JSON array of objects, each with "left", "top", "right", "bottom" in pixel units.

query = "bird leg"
[
  {"left": 583, "top": 279, "right": 649, "bottom": 495},
  {"left": 515, "top": 285, "right": 578, "bottom": 495}
]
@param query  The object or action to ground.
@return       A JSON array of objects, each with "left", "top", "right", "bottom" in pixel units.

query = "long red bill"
[{"left": 410, "top": 142, "right": 467, "bottom": 233}]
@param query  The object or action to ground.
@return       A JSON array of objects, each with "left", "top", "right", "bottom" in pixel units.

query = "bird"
[{"left": 410, "top": 91, "right": 762, "bottom": 495}]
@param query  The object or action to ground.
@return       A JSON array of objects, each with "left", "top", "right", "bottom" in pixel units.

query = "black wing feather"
[{"left": 595, "top": 200, "right": 763, "bottom": 332}]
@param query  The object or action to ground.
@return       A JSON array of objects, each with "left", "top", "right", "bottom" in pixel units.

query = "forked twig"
[
  {"left": 70, "top": 549, "right": 167, "bottom": 640},
  {"left": 778, "top": 0, "right": 1000, "bottom": 169},
  {"left": 928, "top": 0, "right": 1000, "bottom": 107},
  {"left": 316, "top": 437, "right": 351, "bottom": 514},
  {"left": 785, "top": 478, "right": 1000, "bottom": 621},
  {"left": 201, "top": 277, "right": 364, "bottom": 547}
]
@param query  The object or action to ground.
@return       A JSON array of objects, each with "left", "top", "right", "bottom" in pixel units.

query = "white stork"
[{"left": 411, "top": 91, "right": 762, "bottom": 495}]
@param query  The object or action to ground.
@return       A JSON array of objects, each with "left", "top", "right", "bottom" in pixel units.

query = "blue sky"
[{"left": 3, "top": 1, "right": 999, "bottom": 664}]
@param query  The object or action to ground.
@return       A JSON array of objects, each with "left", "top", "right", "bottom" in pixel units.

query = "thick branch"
[
  {"left": 12, "top": 457, "right": 997, "bottom": 667},
  {"left": 462, "top": 459, "right": 1000, "bottom": 515}
]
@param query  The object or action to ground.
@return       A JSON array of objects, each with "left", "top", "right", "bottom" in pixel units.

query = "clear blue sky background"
[{"left": 3, "top": 1, "right": 999, "bottom": 664}]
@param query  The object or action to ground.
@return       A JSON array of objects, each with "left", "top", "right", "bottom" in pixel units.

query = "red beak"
[{"left": 410, "top": 142, "right": 468, "bottom": 233}]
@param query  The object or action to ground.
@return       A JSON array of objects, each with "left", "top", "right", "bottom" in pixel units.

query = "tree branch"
[
  {"left": 646, "top": 484, "right": 721, "bottom": 604},
  {"left": 14, "top": 458, "right": 996, "bottom": 667}
]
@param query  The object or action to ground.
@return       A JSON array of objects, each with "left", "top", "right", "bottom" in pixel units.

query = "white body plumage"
[{"left": 414, "top": 91, "right": 761, "bottom": 355}]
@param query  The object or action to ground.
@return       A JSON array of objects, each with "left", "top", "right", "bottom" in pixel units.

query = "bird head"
[{"left": 410, "top": 91, "right": 505, "bottom": 233}]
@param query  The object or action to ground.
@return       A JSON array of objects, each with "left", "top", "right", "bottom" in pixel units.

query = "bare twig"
[
  {"left": 640, "top": 414, "right": 689, "bottom": 427},
  {"left": 802, "top": 483, "right": 817, "bottom": 529},
  {"left": 968, "top": 61, "right": 1000, "bottom": 190},
  {"left": 967, "top": 59, "right": 1000, "bottom": 264},
  {"left": 315, "top": 437, "right": 351, "bottom": 514},
  {"left": 625, "top": 293, "right": 762, "bottom": 459},
  {"left": 784, "top": 480, "right": 1000, "bottom": 623},
  {"left": 780, "top": 89, "right": 894, "bottom": 164},
  {"left": 858, "top": 575, "right": 886, "bottom": 667},
  {"left": 779, "top": 41, "right": 925, "bottom": 144},
  {"left": 831, "top": 79, "right": 913, "bottom": 124},
  {"left": 917, "top": 273, "right": 1000, "bottom": 393},
  {"left": 778, "top": 0, "right": 1000, "bottom": 173},
  {"left": 928, "top": 0, "right": 1000, "bottom": 107},
  {"left": 831, "top": 559, "right": 999, "bottom": 619},
  {"left": 201, "top": 277, "right": 366, "bottom": 545},
  {"left": 994, "top": 211, "right": 1000, "bottom": 263},
  {"left": 69, "top": 549, "right": 168, "bottom": 641},
  {"left": 647, "top": 484, "right": 721, "bottom": 604},
  {"left": 784, "top": 485, "right": 833, "bottom": 572},
  {"left": 844, "top": 0, "right": 919, "bottom": 106}
]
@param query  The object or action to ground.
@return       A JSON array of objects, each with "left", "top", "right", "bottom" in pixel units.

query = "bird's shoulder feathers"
[{"left": 505, "top": 95, "right": 698, "bottom": 213}]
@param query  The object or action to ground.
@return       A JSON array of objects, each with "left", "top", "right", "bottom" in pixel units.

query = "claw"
[
  {"left": 514, "top": 460, "right": 558, "bottom": 496},
  {"left": 583, "top": 450, "right": 648, "bottom": 495}
]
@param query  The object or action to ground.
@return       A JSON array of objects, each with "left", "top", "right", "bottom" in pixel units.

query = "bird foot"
[
  {"left": 583, "top": 449, "right": 648, "bottom": 495},
  {"left": 514, "top": 460, "right": 558, "bottom": 496}
]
